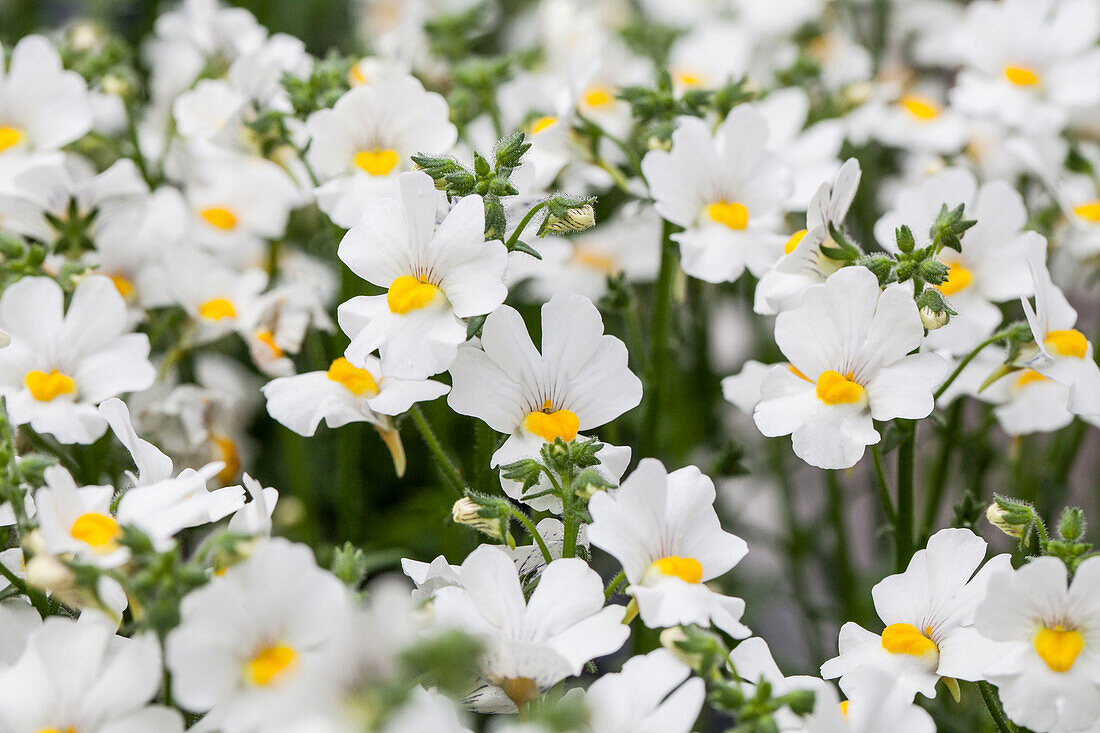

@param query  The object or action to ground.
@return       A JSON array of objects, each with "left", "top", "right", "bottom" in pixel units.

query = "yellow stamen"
[
  {"left": 528, "top": 116, "right": 558, "bottom": 135},
  {"left": 649, "top": 556, "right": 703, "bottom": 584},
  {"left": 1004, "top": 65, "right": 1041, "bottom": 87},
  {"left": 899, "top": 95, "right": 940, "bottom": 121},
  {"left": 326, "top": 357, "right": 379, "bottom": 397},
  {"left": 198, "top": 298, "right": 236, "bottom": 321},
  {"left": 353, "top": 149, "right": 398, "bottom": 176},
  {"left": 789, "top": 365, "right": 811, "bottom": 381},
  {"left": 1045, "top": 329, "right": 1088, "bottom": 359},
  {"left": 1034, "top": 626, "right": 1084, "bottom": 672},
  {"left": 212, "top": 434, "right": 241, "bottom": 484},
  {"left": 583, "top": 86, "right": 614, "bottom": 108},
  {"left": 386, "top": 275, "right": 441, "bottom": 314},
  {"left": 1016, "top": 369, "right": 1048, "bottom": 388},
  {"left": 200, "top": 206, "right": 238, "bottom": 231},
  {"left": 784, "top": 229, "right": 808, "bottom": 255},
  {"left": 0, "top": 126, "right": 23, "bottom": 153},
  {"left": 815, "top": 370, "right": 865, "bottom": 405},
  {"left": 255, "top": 329, "right": 283, "bottom": 358},
  {"left": 523, "top": 402, "right": 579, "bottom": 442},
  {"left": 707, "top": 201, "right": 750, "bottom": 230},
  {"left": 675, "top": 70, "right": 704, "bottom": 88},
  {"left": 937, "top": 262, "right": 972, "bottom": 296},
  {"left": 25, "top": 370, "right": 75, "bottom": 402},
  {"left": 70, "top": 513, "right": 120, "bottom": 553},
  {"left": 245, "top": 645, "right": 297, "bottom": 686},
  {"left": 881, "top": 623, "right": 938, "bottom": 657},
  {"left": 1073, "top": 201, "right": 1100, "bottom": 223},
  {"left": 348, "top": 63, "right": 367, "bottom": 86},
  {"left": 839, "top": 700, "right": 850, "bottom": 719},
  {"left": 110, "top": 274, "right": 135, "bottom": 299}
]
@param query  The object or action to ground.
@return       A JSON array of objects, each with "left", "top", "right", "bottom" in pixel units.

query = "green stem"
[
  {"left": 640, "top": 220, "right": 678, "bottom": 458},
  {"left": 604, "top": 570, "right": 626, "bottom": 600},
  {"left": 503, "top": 201, "right": 549, "bottom": 251},
  {"left": 869, "top": 444, "right": 896, "bottom": 524},
  {"left": 0, "top": 560, "right": 49, "bottom": 618},
  {"left": 895, "top": 421, "right": 916, "bottom": 573},
  {"left": 921, "top": 400, "right": 963, "bottom": 540},
  {"left": 507, "top": 504, "right": 553, "bottom": 565},
  {"left": 125, "top": 103, "right": 156, "bottom": 188},
  {"left": 410, "top": 406, "right": 466, "bottom": 496},
  {"left": 978, "top": 681, "right": 1016, "bottom": 733},
  {"left": 933, "top": 332, "right": 1005, "bottom": 401},
  {"left": 826, "top": 470, "right": 859, "bottom": 621}
]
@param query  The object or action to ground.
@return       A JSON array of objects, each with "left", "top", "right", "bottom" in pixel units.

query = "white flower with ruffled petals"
[
  {"left": 584, "top": 648, "right": 705, "bottom": 733},
  {"left": 754, "top": 267, "right": 948, "bottom": 469},
  {"left": 588, "top": 458, "right": 751, "bottom": 638},
  {"left": 805, "top": 670, "right": 935, "bottom": 733}
]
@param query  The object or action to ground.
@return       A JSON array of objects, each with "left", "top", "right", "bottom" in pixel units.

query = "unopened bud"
[
  {"left": 452, "top": 497, "right": 505, "bottom": 541},
  {"left": 25, "top": 554, "right": 74, "bottom": 595},
  {"left": 1058, "top": 507, "right": 1086, "bottom": 543},
  {"left": 920, "top": 306, "right": 950, "bottom": 330},
  {"left": 544, "top": 203, "right": 596, "bottom": 234},
  {"left": 986, "top": 502, "right": 1028, "bottom": 539},
  {"left": 660, "top": 627, "right": 704, "bottom": 669}
]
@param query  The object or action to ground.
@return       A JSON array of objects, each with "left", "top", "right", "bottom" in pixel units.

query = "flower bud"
[
  {"left": 986, "top": 502, "right": 1028, "bottom": 538},
  {"left": 660, "top": 627, "right": 705, "bottom": 669},
  {"left": 920, "top": 305, "right": 950, "bottom": 330},
  {"left": 543, "top": 203, "right": 596, "bottom": 234},
  {"left": 452, "top": 497, "right": 505, "bottom": 541},
  {"left": 1058, "top": 507, "right": 1086, "bottom": 543}
]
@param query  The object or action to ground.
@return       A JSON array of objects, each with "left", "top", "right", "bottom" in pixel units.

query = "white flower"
[
  {"left": 34, "top": 464, "right": 124, "bottom": 568},
  {"left": 0, "top": 616, "right": 183, "bottom": 733},
  {"left": 849, "top": 84, "right": 969, "bottom": 155},
  {"left": 666, "top": 22, "right": 750, "bottom": 93},
  {"left": 0, "top": 275, "right": 156, "bottom": 444},
  {"left": 584, "top": 648, "right": 705, "bottom": 733},
  {"left": 820, "top": 528, "right": 1011, "bottom": 700},
  {"left": 337, "top": 171, "right": 508, "bottom": 380},
  {"left": 447, "top": 291, "right": 641, "bottom": 511},
  {"left": 731, "top": 637, "right": 828, "bottom": 732},
  {"left": 166, "top": 538, "right": 353, "bottom": 729},
  {"left": 588, "top": 458, "right": 751, "bottom": 638},
  {"left": 307, "top": 76, "right": 457, "bottom": 227},
  {"left": 642, "top": 108, "right": 793, "bottom": 283},
  {"left": 721, "top": 359, "right": 777, "bottom": 414},
  {"left": 755, "top": 88, "right": 845, "bottom": 210},
  {"left": 753, "top": 267, "right": 948, "bottom": 469},
  {"left": 164, "top": 248, "right": 268, "bottom": 343},
  {"left": 804, "top": 670, "right": 935, "bottom": 733},
  {"left": 975, "top": 555, "right": 1100, "bottom": 733},
  {"left": 227, "top": 473, "right": 279, "bottom": 536},
  {"left": 755, "top": 158, "right": 861, "bottom": 315},
  {"left": 0, "top": 595, "right": 39, "bottom": 666},
  {"left": 874, "top": 167, "right": 1033, "bottom": 354},
  {"left": 263, "top": 354, "right": 449, "bottom": 434},
  {"left": 949, "top": 0, "right": 1100, "bottom": 133},
  {"left": 430, "top": 544, "right": 629, "bottom": 713},
  {"left": 1020, "top": 237, "right": 1100, "bottom": 417},
  {"left": 0, "top": 36, "right": 92, "bottom": 165}
]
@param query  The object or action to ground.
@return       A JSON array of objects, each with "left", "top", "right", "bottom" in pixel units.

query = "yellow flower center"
[
  {"left": 200, "top": 206, "right": 238, "bottom": 231},
  {"left": 1004, "top": 65, "right": 1041, "bottom": 87},
  {"left": 386, "top": 275, "right": 441, "bottom": 314},
  {"left": 583, "top": 86, "right": 614, "bottom": 108},
  {"left": 839, "top": 700, "right": 850, "bottom": 719},
  {"left": 0, "top": 126, "right": 24, "bottom": 153},
  {"left": 245, "top": 644, "right": 297, "bottom": 686},
  {"left": 198, "top": 298, "right": 236, "bottom": 321},
  {"left": 573, "top": 247, "right": 616, "bottom": 274},
  {"left": 707, "top": 201, "right": 749, "bottom": 230},
  {"left": 649, "top": 556, "right": 703, "bottom": 583},
  {"left": 326, "top": 357, "right": 379, "bottom": 397},
  {"left": 1035, "top": 626, "right": 1084, "bottom": 672},
  {"left": 528, "top": 116, "right": 558, "bottom": 135},
  {"left": 881, "top": 623, "right": 939, "bottom": 657},
  {"left": 899, "top": 95, "right": 940, "bottom": 121},
  {"left": 70, "top": 513, "right": 120, "bottom": 553},
  {"left": 1073, "top": 201, "right": 1100, "bottom": 223},
  {"left": 254, "top": 329, "right": 283, "bottom": 358},
  {"left": 674, "top": 70, "right": 704, "bottom": 88},
  {"left": 37, "top": 728, "right": 74, "bottom": 733},
  {"left": 1045, "top": 329, "right": 1088, "bottom": 359},
  {"left": 523, "top": 400, "right": 579, "bottom": 442},
  {"left": 25, "top": 370, "right": 76, "bottom": 402},
  {"left": 348, "top": 63, "right": 367, "bottom": 86},
  {"left": 1016, "top": 369, "right": 1049, "bottom": 388},
  {"left": 784, "top": 229, "right": 808, "bottom": 255},
  {"left": 354, "top": 149, "right": 398, "bottom": 176},
  {"left": 212, "top": 434, "right": 241, "bottom": 484},
  {"left": 937, "top": 262, "right": 972, "bottom": 296},
  {"left": 815, "top": 370, "right": 865, "bottom": 405},
  {"left": 110, "top": 274, "right": 135, "bottom": 299}
]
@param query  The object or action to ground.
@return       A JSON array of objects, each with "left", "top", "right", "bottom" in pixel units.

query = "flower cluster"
[{"left": 0, "top": 0, "right": 1097, "bottom": 731}]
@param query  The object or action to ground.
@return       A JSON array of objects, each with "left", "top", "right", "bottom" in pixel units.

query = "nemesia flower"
[
  {"left": 731, "top": 637, "right": 829, "bottom": 732},
  {"left": 820, "top": 528, "right": 1011, "bottom": 700},
  {"left": 307, "top": 76, "right": 457, "bottom": 227},
  {"left": 165, "top": 248, "right": 268, "bottom": 343},
  {"left": 804, "top": 670, "right": 935, "bottom": 733},
  {"left": 582, "top": 648, "right": 705, "bottom": 733},
  {"left": 263, "top": 353, "right": 449, "bottom": 434},
  {"left": 0, "top": 616, "right": 184, "bottom": 733},
  {"left": 0, "top": 275, "right": 156, "bottom": 444},
  {"left": 1020, "top": 237, "right": 1100, "bottom": 418},
  {"left": 754, "top": 267, "right": 948, "bottom": 469},
  {"left": 974, "top": 556, "right": 1100, "bottom": 732},
  {"left": 227, "top": 473, "right": 279, "bottom": 536},
  {"left": 166, "top": 538, "right": 353, "bottom": 730},
  {"left": 874, "top": 167, "right": 1033, "bottom": 354},
  {"left": 430, "top": 544, "right": 630, "bottom": 713},
  {"left": 642, "top": 107, "right": 792, "bottom": 283},
  {"left": 447, "top": 291, "right": 641, "bottom": 512},
  {"left": 755, "top": 87, "right": 844, "bottom": 210},
  {"left": 666, "top": 23, "right": 750, "bottom": 93},
  {"left": 337, "top": 171, "right": 508, "bottom": 380},
  {"left": 0, "top": 36, "right": 93, "bottom": 167},
  {"left": 588, "top": 458, "right": 751, "bottom": 637},
  {"left": 0, "top": 594, "right": 39, "bottom": 666}
]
